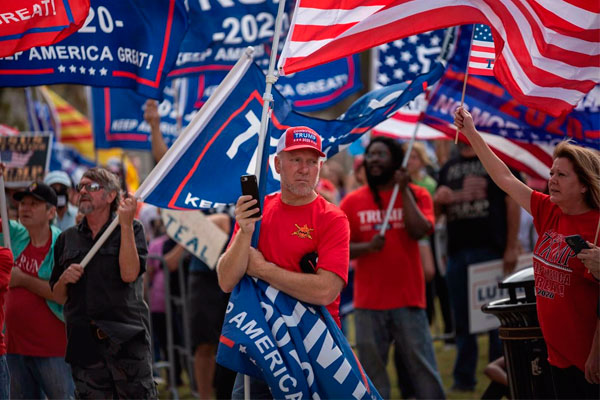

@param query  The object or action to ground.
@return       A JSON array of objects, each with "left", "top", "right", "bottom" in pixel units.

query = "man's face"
[
  {"left": 77, "top": 177, "right": 114, "bottom": 215},
  {"left": 275, "top": 149, "right": 322, "bottom": 198},
  {"left": 18, "top": 195, "right": 54, "bottom": 228},
  {"left": 365, "top": 142, "right": 396, "bottom": 186}
]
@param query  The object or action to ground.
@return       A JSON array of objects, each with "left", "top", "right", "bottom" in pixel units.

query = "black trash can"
[{"left": 482, "top": 267, "right": 555, "bottom": 399}]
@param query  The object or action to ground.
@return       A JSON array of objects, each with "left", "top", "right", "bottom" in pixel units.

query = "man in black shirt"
[{"left": 50, "top": 167, "right": 155, "bottom": 399}]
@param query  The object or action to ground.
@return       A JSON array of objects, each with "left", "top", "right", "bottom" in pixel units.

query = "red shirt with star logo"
[{"left": 232, "top": 193, "right": 350, "bottom": 326}]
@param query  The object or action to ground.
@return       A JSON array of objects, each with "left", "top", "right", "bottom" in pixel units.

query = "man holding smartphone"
[{"left": 217, "top": 126, "right": 350, "bottom": 399}]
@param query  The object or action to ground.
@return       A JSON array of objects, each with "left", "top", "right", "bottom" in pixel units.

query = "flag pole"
[
  {"left": 253, "top": 0, "right": 286, "bottom": 183},
  {"left": 243, "top": 0, "right": 287, "bottom": 396},
  {"left": 379, "top": 27, "right": 456, "bottom": 236},
  {"left": 378, "top": 123, "right": 418, "bottom": 236},
  {"left": 455, "top": 25, "right": 476, "bottom": 144},
  {"left": 0, "top": 157, "right": 11, "bottom": 252}
]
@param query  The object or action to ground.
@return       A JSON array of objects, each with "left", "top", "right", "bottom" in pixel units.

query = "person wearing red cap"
[{"left": 217, "top": 126, "right": 350, "bottom": 399}]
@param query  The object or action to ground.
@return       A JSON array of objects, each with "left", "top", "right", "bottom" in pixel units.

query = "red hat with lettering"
[{"left": 276, "top": 126, "right": 326, "bottom": 157}]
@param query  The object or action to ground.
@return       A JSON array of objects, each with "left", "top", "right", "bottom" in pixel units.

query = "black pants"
[{"left": 550, "top": 365, "right": 599, "bottom": 399}]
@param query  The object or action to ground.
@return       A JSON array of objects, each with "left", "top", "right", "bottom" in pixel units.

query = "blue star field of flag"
[
  {"left": 473, "top": 24, "right": 493, "bottom": 43},
  {"left": 374, "top": 29, "right": 447, "bottom": 88}
]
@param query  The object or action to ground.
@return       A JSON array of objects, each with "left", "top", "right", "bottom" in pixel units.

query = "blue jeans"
[
  {"left": 355, "top": 307, "right": 445, "bottom": 399},
  {"left": 6, "top": 354, "right": 74, "bottom": 399},
  {"left": 446, "top": 247, "right": 503, "bottom": 389},
  {"left": 0, "top": 355, "right": 9, "bottom": 399},
  {"left": 231, "top": 373, "right": 271, "bottom": 399}
]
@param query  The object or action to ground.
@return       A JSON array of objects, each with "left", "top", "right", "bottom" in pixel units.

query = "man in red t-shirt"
[
  {"left": 340, "top": 137, "right": 444, "bottom": 400},
  {"left": 217, "top": 126, "right": 350, "bottom": 399},
  {"left": 2, "top": 182, "right": 74, "bottom": 398}
]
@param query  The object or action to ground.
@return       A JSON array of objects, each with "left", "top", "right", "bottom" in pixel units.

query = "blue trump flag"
[
  {"left": 91, "top": 76, "right": 203, "bottom": 150},
  {"left": 0, "top": 0, "right": 188, "bottom": 99},
  {"left": 217, "top": 276, "right": 382, "bottom": 400},
  {"left": 137, "top": 47, "right": 444, "bottom": 209}
]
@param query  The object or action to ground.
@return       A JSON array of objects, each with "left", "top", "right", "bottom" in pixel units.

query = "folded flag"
[{"left": 217, "top": 276, "right": 382, "bottom": 400}]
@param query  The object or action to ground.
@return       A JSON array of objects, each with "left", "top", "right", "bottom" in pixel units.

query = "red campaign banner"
[{"left": 0, "top": 0, "right": 90, "bottom": 58}]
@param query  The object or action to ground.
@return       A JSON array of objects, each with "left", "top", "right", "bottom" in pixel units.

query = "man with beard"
[
  {"left": 340, "top": 136, "right": 445, "bottom": 399},
  {"left": 50, "top": 167, "right": 155, "bottom": 399},
  {"left": 217, "top": 126, "right": 350, "bottom": 398}
]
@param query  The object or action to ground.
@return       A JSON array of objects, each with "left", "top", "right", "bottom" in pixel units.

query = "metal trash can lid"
[{"left": 499, "top": 267, "right": 535, "bottom": 303}]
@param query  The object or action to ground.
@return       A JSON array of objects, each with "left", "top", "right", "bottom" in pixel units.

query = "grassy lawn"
[{"left": 158, "top": 302, "right": 496, "bottom": 399}]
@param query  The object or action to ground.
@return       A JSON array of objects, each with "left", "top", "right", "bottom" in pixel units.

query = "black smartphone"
[
  {"left": 240, "top": 174, "right": 261, "bottom": 217},
  {"left": 564, "top": 234, "right": 591, "bottom": 255}
]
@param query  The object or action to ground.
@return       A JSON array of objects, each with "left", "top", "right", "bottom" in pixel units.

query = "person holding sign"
[
  {"left": 340, "top": 136, "right": 444, "bottom": 400},
  {"left": 454, "top": 107, "right": 600, "bottom": 398},
  {"left": 217, "top": 126, "right": 350, "bottom": 398},
  {"left": 49, "top": 167, "right": 155, "bottom": 399}
]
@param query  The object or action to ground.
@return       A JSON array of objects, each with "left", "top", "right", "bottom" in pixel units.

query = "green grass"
[{"left": 158, "top": 301, "right": 495, "bottom": 399}]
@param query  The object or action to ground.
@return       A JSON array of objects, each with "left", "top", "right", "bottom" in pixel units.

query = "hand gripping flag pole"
[
  {"left": 379, "top": 27, "right": 456, "bottom": 236},
  {"left": 77, "top": 46, "right": 260, "bottom": 268}
]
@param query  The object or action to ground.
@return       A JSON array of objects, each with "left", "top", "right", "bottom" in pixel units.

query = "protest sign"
[
  {"left": 468, "top": 253, "right": 533, "bottom": 334},
  {"left": 0, "top": 134, "right": 52, "bottom": 187},
  {"left": 161, "top": 209, "right": 228, "bottom": 269}
]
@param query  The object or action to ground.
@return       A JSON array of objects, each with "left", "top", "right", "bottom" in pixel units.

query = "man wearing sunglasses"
[{"left": 50, "top": 167, "right": 155, "bottom": 399}]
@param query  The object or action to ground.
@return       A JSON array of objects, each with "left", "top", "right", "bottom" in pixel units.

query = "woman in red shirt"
[{"left": 454, "top": 106, "right": 599, "bottom": 399}]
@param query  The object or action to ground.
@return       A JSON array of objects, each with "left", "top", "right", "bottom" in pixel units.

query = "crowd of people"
[{"left": 0, "top": 103, "right": 597, "bottom": 400}]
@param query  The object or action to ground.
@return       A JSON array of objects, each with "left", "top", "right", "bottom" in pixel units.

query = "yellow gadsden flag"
[{"left": 40, "top": 86, "right": 139, "bottom": 191}]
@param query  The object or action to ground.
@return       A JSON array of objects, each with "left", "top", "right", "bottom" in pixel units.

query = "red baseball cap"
[{"left": 276, "top": 126, "right": 326, "bottom": 157}]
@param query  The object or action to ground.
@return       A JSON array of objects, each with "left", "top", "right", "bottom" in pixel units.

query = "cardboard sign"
[
  {"left": 0, "top": 133, "right": 51, "bottom": 187},
  {"left": 161, "top": 209, "right": 228, "bottom": 270},
  {"left": 468, "top": 252, "right": 533, "bottom": 334}
]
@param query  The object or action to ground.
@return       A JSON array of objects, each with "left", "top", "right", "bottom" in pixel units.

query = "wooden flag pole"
[
  {"left": 455, "top": 25, "right": 476, "bottom": 144},
  {"left": 0, "top": 158, "right": 11, "bottom": 252}
]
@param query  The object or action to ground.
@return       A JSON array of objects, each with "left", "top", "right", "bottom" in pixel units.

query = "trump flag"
[
  {"left": 217, "top": 276, "right": 381, "bottom": 400},
  {"left": 0, "top": 0, "right": 188, "bottom": 99},
  {"left": 136, "top": 47, "right": 444, "bottom": 210},
  {"left": 0, "top": 0, "right": 89, "bottom": 58}
]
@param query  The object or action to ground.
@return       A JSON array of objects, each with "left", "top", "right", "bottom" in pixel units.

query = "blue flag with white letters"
[
  {"left": 216, "top": 276, "right": 382, "bottom": 400},
  {"left": 0, "top": 0, "right": 188, "bottom": 99},
  {"left": 136, "top": 48, "right": 444, "bottom": 209}
]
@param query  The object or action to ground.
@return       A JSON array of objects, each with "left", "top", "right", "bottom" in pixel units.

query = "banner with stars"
[
  {"left": 139, "top": 48, "right": 444, "bottom": 210},
  {"left": 0, "top": 0, "right": 188, "bottom": 99}
]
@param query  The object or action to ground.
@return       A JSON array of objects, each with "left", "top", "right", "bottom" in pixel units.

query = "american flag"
[
  {"left": 278, "top": 0, "right": 599, "bottom": 117},
  {"left": 468, "top": 24, "right": 495, "bottom": 76}
]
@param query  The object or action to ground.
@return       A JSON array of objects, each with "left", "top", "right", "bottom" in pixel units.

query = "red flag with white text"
[{"left": 0, "top": 0, "right": 90, "bottom": 58}]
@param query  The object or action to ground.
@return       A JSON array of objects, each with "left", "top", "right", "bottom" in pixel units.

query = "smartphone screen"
[{"left": 240, "top": 175, "right": 261, "bottom": 217}]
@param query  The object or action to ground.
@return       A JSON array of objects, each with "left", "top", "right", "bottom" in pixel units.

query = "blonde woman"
[{"left": 455, "top": 107, "right": 600, "bottom": 398}]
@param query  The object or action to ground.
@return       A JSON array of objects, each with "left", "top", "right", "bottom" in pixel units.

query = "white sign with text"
[
  {"left": 468, "top": 253, "right": 533, "bottom": 334},
  {"left": 161, "top": 209, "right": 228, "bottom": 270}
]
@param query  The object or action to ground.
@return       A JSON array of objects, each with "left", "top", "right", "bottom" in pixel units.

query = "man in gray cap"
[
  {"left": 44, "top": 171, "right": 78, "bottom": 231},
  {"left": 0, "top": 180, "right": 74, "bottom": 398}
]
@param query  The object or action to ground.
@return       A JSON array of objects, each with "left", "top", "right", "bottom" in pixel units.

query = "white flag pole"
[
  {"left": 253, "top": 0, "right": 287, "bottom": 183},
  {"left": 378, "top": 124, "right": 418, "bottom": 236},
  {"left": 378, "top": 27, "right": 456, "bottom": 236},
  {"left": 78, "top": 48, "right": 258, "bottom": 268}
]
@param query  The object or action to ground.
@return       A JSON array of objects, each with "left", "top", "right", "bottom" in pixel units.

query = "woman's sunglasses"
[{"left": 76, "top": 182, "right": 103, "bottom": 193}]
